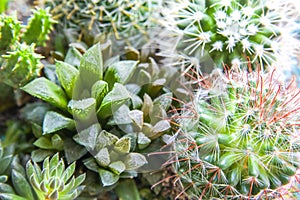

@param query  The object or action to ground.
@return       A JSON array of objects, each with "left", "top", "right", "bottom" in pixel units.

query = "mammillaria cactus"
[
  {"left": 164, "top": 0, "right": 300, "bottom": 69},
  {"left": 168, "top": 66, "right": 300, "bottom": 199},
  {"left": 44, "top": 0, "right": 161, "bottom": 47}
]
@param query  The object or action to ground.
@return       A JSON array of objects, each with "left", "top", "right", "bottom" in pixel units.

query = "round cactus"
[
  {"left": 165, "top": 0, "right": 299, "bottom": 68},
  {"left": 44, "top": 0, "right": 160, "bottom": 42},
  {"left": 170, "top": 67, "right": 300, "bottom": 199}
]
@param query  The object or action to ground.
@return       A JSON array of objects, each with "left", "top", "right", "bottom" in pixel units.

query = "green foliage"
[{"left": 171, "top": 67, "right": 300, "bottom": 199}]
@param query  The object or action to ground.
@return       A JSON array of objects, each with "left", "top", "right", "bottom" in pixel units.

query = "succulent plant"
[
  {"left": 164, "top": 0, "right": 299, "bottom": 69},
  {"left": 26, "top": 153, "right": 86, "bottom": 200},
  {"left": 0, "top": 12, "right": 21, "bottom": 52},
  {"left": 20, "top": 41, "right": 188, "bottom": 189},
  {"left": 169, "top": 67, "right": 300, "bottom": 199},
  {"left": 44, "top": 0, "right": 162, "bottom": 48},
  {"left": 1, "top": 43, "right": 44, "bottom": 88},
  {"left": 20, "top": 43, "right": 148, "bottom": 186},
  {"left": 0, "top": 7, "right": 55, "bottom": 88},
  {"left": 0, "top": 152, "right": 85, "bottom": 200}
]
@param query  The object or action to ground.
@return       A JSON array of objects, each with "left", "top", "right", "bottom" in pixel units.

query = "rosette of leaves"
[
  {"left": 44, "top": 0, "right": 161, "bottom": 46},
  {"left": 169, "top": 67, "right": 300, "bottom": 199},
  {"left": 0, "top": 142, "right": 35, "bottom": 200},
  {"left": 26, "top": 153, "right": 86, "bottom": 200},
  {"left": 166, "top": 0, "right": 293, "bottom": 68},
  {"left": 21, "top": 43, "right": 149, "bottom": 186},
  {"left": 0, "top": 153, "right": 85, "bottom": 200}
]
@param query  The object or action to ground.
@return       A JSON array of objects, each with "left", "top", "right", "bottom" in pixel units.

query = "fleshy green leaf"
[
  {"left": 56, "top": 61, "right": 79, "bottom": 99},
  {"left": 149, "top": 120, "right": 171, "bottom": 139},
  {"left": 137, "top": 132, "right": 151, "bottom": 149},
  {"left": 153, "top": 92, "right": 173, "bottom": 110},
  {"left": 95, "top": 130, "right": 119, "bottom": 151},
  {"left": 43, "top": 111, "right": 75, "bottom": 134},
  {"left": 21, "top": 77, "right": 68, "bottom": 111},
  {"left": 33, "top": 137, "right": 52, "bottom": 149},
  {"left": 0, "top": 155, "right": 13, "bottom": 174},
  {"left": 68, "top": 98, "right": 96, "bottom": 123},
  {"left": 91, "top": 80, "right": 109, "bottom": 109},
  {"left": 104, "top": 60, "right": 139, "bottom": 89},
  {"left": 62, "top": 162, "right": 75, "bottom": 183},
  {"left": 114, "top": 137, "right": 131, "bottom": 154},
  {"left": 51, "top": 134, "right": 64, "bottom": 150},
  {"left": 11, "top": 169, "right": 34, "bottom": 199},
  {"left": 97, "top": 83, "right": 130, "bottom": 119},
  {"left": 95, "top": 148, "right": 110, "bottom": 167},
  {"left": 0, "top": 182, "right": 14, "bottom": 194},
  {"left": 0, "top": 194, "right": 28, "bottom": 200},
  {"left": 73, "top": 123, "right": 100, "bottom": 150},
  {"left": 99, "top": 169, "right": 119, "bottom": 187},
  {"left": 124, "top": 153, "right": 147, "bottom": 170},
  {"left": 63, "top": 138, "right": 87, "bottom": 164},
  {"left": 128, "top": 110, "right": 143, "bottom": 130},
  {"left": 79, "top": 43, "right": 103, "bottom": 89},
  {"left": 64, "top": 47, "right": 82, "bottom": 67},
  {"left": 31, "top": 149, "right": 53, "bottom": 163},
  {"left": 108, "top": 161, "right": 126, "bottom": 175}
]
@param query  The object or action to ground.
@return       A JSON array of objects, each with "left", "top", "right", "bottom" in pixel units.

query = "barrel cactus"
[
  {"left": 164, "top": 0, "right": 299, "bottom": 69},
  {"left": 169, "top": 67, "right": 300, "bottom": 199},
  {"left": 44, "top": 0, "right": 161, "bottom": 46}
]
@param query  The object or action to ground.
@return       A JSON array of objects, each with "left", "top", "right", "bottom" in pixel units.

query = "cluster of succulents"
[
  {"left": 1, "top": 0, "right": 300, "bottom": 199},
  {"left": 20, "top": 42, "right": 189, "bottom": 192},
  {"left": 169, "top": 67, "right": 300, "bottom": 199}
]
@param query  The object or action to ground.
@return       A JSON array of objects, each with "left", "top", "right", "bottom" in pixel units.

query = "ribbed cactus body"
[
  {"left": 1, "top": 43, "right": 43, "bottom": 88},
  {"left": 45, "top": 0, "right": 159, "bottom": 42},
  {"left": 0, "top": 13, "right": 21, "bottom": 51},
  {"left": 172, "top": 68, "right": 300, "bottom": 199}
]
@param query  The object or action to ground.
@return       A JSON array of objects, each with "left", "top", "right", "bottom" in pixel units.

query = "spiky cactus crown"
[
  {"left": 45, "top": 0, "right": 160, "bottom": 42},
  {"left": 164, "top": 0, "right": 298, "bottom": 68},
  {"left": 169, "top": 67, "right": 300, "bottom": 199}
]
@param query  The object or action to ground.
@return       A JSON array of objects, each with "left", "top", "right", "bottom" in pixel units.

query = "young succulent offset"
[
  {"left": 165, "top": 0, "right": 297, "bottom": 68},
  {"left": 0, "top": 152, "right": 85, "bottom": 200},
  {"left": 26, "top": 153, "right": 86, "bottom": 200},
  {"left": 170, "top": 67, "right": 300, "bottom": 199}
]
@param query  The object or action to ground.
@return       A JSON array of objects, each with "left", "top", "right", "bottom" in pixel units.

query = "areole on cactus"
[{"left": 168, "top": 66, "right": 300, "bottom": 199}]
